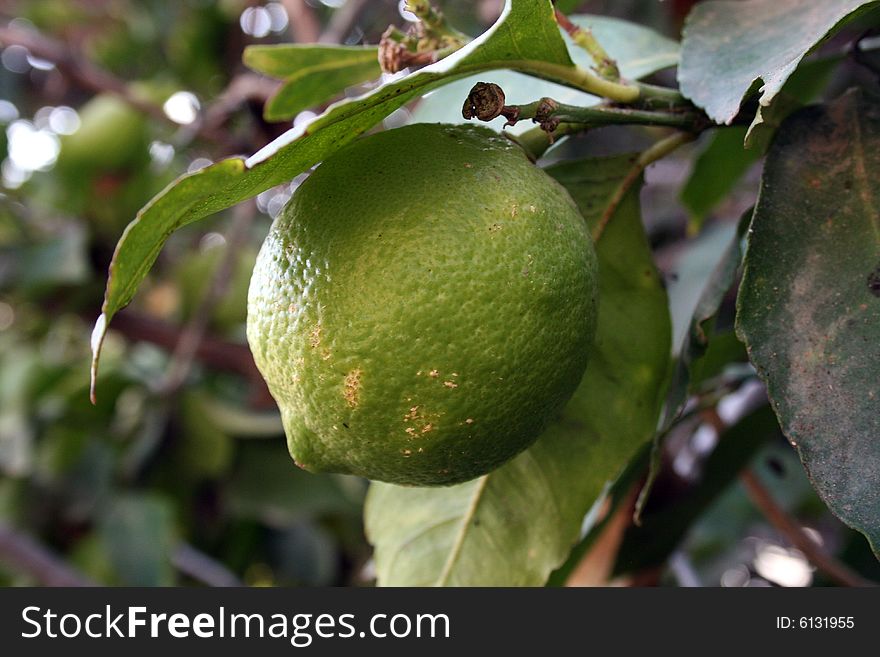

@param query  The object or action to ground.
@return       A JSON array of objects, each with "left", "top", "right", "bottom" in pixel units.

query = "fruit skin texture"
[{"left": 247, "top": 123, "right": 598, "bottom": 486}]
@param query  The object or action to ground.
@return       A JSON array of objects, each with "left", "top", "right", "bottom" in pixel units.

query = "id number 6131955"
[{"left": 776, "top": 617, "right": 854, "bottom": 629}]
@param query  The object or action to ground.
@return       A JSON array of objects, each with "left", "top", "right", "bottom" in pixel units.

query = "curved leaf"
[
  {"left": 678, "top": 0, "right": 878, "bottom": 136},
  {"left": 365, "top": 154, "right": 671, "bottom": 586},
  {"left": 736, "top": 89, "right": 880, "bottom": 554},
  {"left": 680, "top": 128, "right": 759, "bottom": 228},
  {"left": 615, "top": 405, "right": 777, "bottom": 576},
  {"left": 90, "top": 0, "right": 579, "bottom": 397},
  {"left": 662, "top": 212, "right": 749, "bottom": 429},
  {"left": 243, "top": 45, "right": 380, "bottom": 121},
  {"left": 411, "top": 14, "right": 679, "bottom": 132}
]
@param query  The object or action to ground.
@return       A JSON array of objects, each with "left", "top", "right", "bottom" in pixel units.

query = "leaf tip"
[{"left": 89, "top": 312, "right": 108, "bottom": 405}]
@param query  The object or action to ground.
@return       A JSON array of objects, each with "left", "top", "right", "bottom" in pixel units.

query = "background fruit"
[
  {"left": 56, "top": 93, "right": 149, "bottom": 174},
  {"left": 54, "top": 93, "right": 155, "bottom": 238},
  {"left": 247, "top": 123, "right": 598, "bottom": 486}
]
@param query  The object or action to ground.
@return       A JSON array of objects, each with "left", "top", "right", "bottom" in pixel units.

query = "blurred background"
[{"left": 0, "top": 0, "right": 878, "bottom": 587}]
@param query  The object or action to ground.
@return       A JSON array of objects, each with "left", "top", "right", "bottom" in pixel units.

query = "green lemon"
[
  {"left": 57, "top": 94, "right": 149, "bottom": 174},
  {"left": 247, "top": 123, "right": 598, "bottom": 486}
]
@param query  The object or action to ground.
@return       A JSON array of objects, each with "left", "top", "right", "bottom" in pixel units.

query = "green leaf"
[
  {"left": 680, "top": 128, "right": 759, "bottom": 229},
  {"left": 632, "top": 215, "right": 748, "bottom": 522},
  {"left": 736, "top": 89, "right": 880, "bottom": 555},
  {"left": 0, "top": 228, "right": 90, "bottom": 293},
  {"left": 678, "top": 0, "right": 879, "bottom": 136},
  {"left": 228, "top": 443, "right": 362, "bottom": 525},
  {"left": 615, "top": 405, "right": 777, "bottom": 575},
  {"left": 364, "top": 154, "right": 671, "bottom": 586},
  {"left": 243, "top": 45, "right": 381, "bottom": 122},
  {"left": 90, "top": 0, "right": 579, "bottom": 396},
  {"left": 743, "top": 55, "right": 841, "bottom": 151},
  {"left": 680, "top": 56, "right": 839, "bottom": 231},
  {"left": 663, "top": 211, "right": 750, "bottom": 428},
  {"left": 411, "top": 14, "right": 679, "bottom": 131},
  {"left": 98, "top": 493, "right": 175, "bottom": 586},
  {"left": 546, "top": 441, "right": 652, "bottom": 586}
]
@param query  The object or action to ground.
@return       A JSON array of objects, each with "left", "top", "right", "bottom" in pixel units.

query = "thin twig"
[
  {"left": 111, "top": 313, "right": 260, "bottom": 383},
  {"left": 157, "top": 200, "right": 256, "bottom": 397},
  {"left": 554, "top": 8, "right": 619, "bottom": 79},
  {"left": 172, "top": 543, "right": 243, "bottom": 587},
  {"left": 592, "top": 131, "right": 695, "bottom": 242},
  {"left": 740, "top": 470, "right": 876, "bottom": 588},
  {"left": 0, "top": 524, "right": 96, "bottom": 587},
  {"left": 504, "top": 122, "right": 582, "bottom": 161},
  {"left": 462, "top": 84, "right": 704, "bottom": 133},
  {"left": 0, "top": 23, "right": 168, "bottom": 123},
  {"left": 175, "top": 73, "right": 279, "bottom": 149},
  {"left": 566, "top": 484, "right": 640, "bottom": 586},
  {"left": 108, "top": 310, "right": 273, "bottom": 407}
]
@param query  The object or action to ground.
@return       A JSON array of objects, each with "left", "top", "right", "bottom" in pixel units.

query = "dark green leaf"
[
  {"left": 243, "top": 45, "right": 381, "bottom": 121},
  {"left": 0, "top": 228, "right": 89, "bottom": 293},
  {"left": 412, "top": 14, "right": 679, "bottom": 130},
  {"left": 632, "top": 217, "right": 749, "bottom": 523},
  {"left": 228, "top": 443, "right": 362, "bottom": 525},
  {"left": 678, "top": 0, "right": 878, "bottom": 137},
  {"left": 736, "top": 89, "right": 880, "bottom": 555},
  {"left": 99, "top": 494, "right": 175, "bottom": 586},
  {"left": 90, "top": 0, "right": 579, "bottom": 394},
  {"left": 680, "top": 128, "right": 759, "bottom": 229},
  {"left": 689, "top": 330, "right": 749, "bottom": 390},
  {"left": 615, "top": 405, "right": 777, "bottom": 575},
  {"left": 743, "top": 55, "right": 841, "bottom": 150},
  {"left": 553, "top": 0, "right": 582, "bottom": 13},
  {"left": 668, "top": 224, "right": 740, "bottom": 355},
  {"left": 663, "top": 210, "right": 750, "bottom": 429},
  {"left": 680, "top": 56, "right": 839, "bottom": 231},
  {"left": 364, "top": 154, "right": 671, "bottom": 586},
  {"left": 547, "top": 441, "right": 652, "bottom": 586}
]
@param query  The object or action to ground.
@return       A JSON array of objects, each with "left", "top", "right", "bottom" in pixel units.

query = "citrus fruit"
[
  {"left": 56, "top": 93, "right": 148, "bottom": 174},
  {"left": 247, "top": 123, "right": 598, "bottom": 486}
]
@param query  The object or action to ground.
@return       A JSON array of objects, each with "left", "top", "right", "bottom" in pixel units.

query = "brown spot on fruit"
[
  {"left": 343, "top": 369, "right": 362, "bottom": 407},
  {"left": 309, "top": 324, "right": 322, "bottom": 348}
]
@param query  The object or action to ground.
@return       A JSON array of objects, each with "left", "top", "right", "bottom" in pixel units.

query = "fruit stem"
[
  {"left": 514, "top": 98, "right": 705, "bottom": 132},
  {"left": 504, "top": 122, "right": 582, "bottom": 161},
  {"left": 592, "top": 131, "right": 695, "bottom": 242},
  {"left": 633, "top": 82, "right": 688, "bottom": 108},
  {"left": 554, "top": 8, "right": 620, "bottom": 80},
  {"left": 462, "top": 83, "right": 709, "bottom": 138},
  {"left": 504, "top": 59, "right": 640, "bottom": 103}
]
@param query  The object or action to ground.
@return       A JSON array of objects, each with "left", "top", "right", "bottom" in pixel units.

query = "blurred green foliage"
[
  {"left": 0, "top": 0, "right": 375, "bottom": 587},
  {"left": 0, "top": 0, "right": 876, "bottom": 588}
]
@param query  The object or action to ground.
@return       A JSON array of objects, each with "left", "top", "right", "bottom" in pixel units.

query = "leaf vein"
[{"left": 434, "top": 476, "right": 489, "bottom": 586}]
